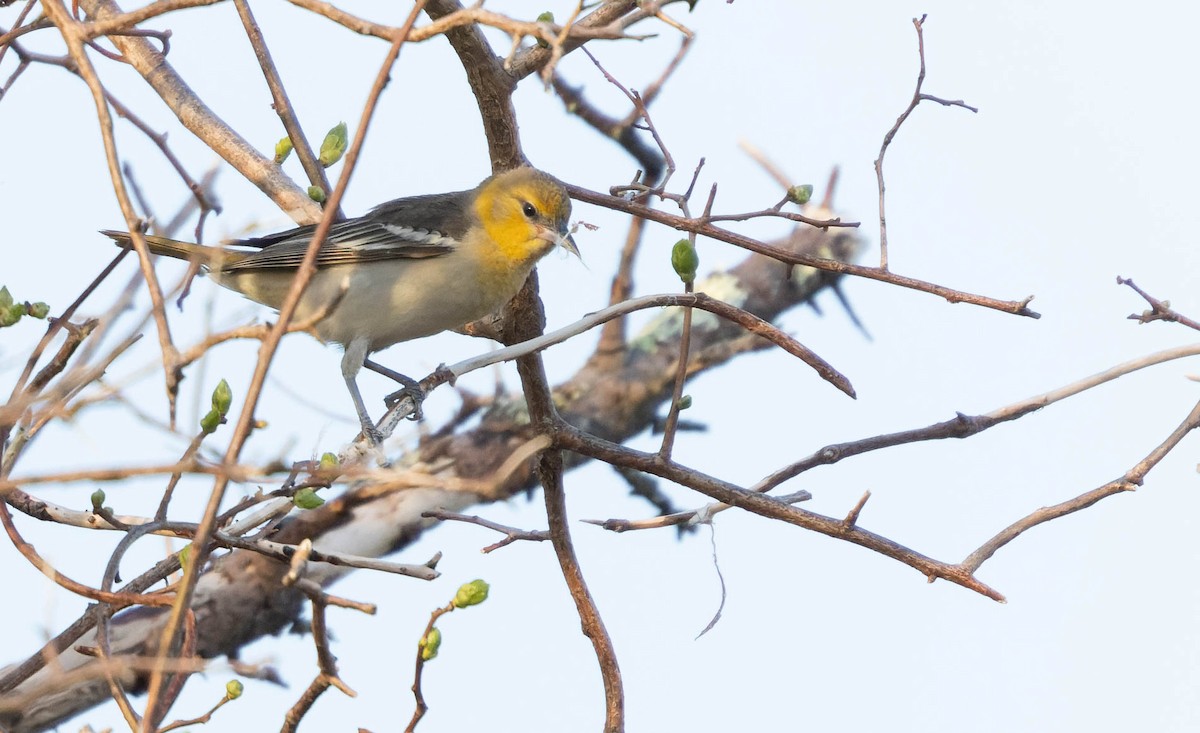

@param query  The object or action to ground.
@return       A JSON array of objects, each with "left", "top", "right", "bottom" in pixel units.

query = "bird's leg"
[
  {"left": 363, "top": 358, "right": 425, "bottom": 420},
  {"left": 342, "top": 340, "right": 383, "bottom": 444}
]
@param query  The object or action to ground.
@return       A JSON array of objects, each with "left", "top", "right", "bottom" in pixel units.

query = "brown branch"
[
  {"left": 41, "top": 0, "right": 183, "bottom": 427},
  {"left": 421, "top": 510, "right": 549, "bottom": 553},
  {"left": 567, "top": 183, "right": 1038, "bottom": 319},
  {"left": 592, "top": 342, "right": 1200, "bottom": 536},
  {"left": 423, "top": 0, "right": 523, "bottom": 169},
  {"left": 0, "top": 501, "right": 175, "bottom": 607},
  {"left": 0, "top": 549, "right": 186, "bottom": 697},
  {"left": 581, "top": 489, "right": 810, "bottom": 533},
  {"left": 82, "top": 0, "right": 222, "bottom": 37},
  {"left": 1119, "top": 276, "right": 1200, "bottom": 332},
  {"left": 418, "top": 1, "right": 634, "bottom": 708},
  {"left": 537, "top": 449, "right": 624, "bottom": 732},
  {"left": 705, "top": 206, "right": 850, "bottom": 229},
  {"left": 0, "top": 460, "right": 267, "bottom": 493},
  {"left": 537, "top": 0, "right": 585, "bottom": 84},
  {"left": 157, "top": 679, "right": 237, "bottom": 733},
  {"left": 106, "top": 92, "right": 221, "bottom": 218},
  {"left": 658, "top": 186, "right": 715, "bottom": 459},
  {"left": 231, "top": 0, "right": 336, "bottom": 204},
  {"left": 874, "top": 14, "right": 977, "bottom": 270},
  {"left": 0, "top": 0, "right": 39, "bottom": 69},
  {"left": 25, "top": 318, "right": 98, "bottom": 397},
  {"left": 404, "top": 600, "right": 454, "bottom": 733},
  {"left": 961, "top": 395, "right": 1200, "bottom": 573},
  {"left": 140, "top": 5, "right": 427, "bottom": 723},
  {"left": 77, "top": 0, "right": 321, "bottom": 223},
  {"left": 508, "top": 0, "right": 641, "bottom": 80},
  {"left": 551, "top": 74, "right": 665, "bottom": 182},
  {"left": 754, "top": 342, "right": 1200, "bottom": 494},
  {"left": 842, "top": 491, "right": 871, "bottom": 529},
  {"left": 555, "top": 422, "right": 1005, "bottom": 602},
  {"left": 582, "top": 45, "right": 676, "bottom": 189},
  {"left": 281, "top": 598, "right": 354, "bottom": 733}
]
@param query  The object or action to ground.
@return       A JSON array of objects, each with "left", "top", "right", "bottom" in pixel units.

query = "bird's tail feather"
[{"left": 101, "top": 230, "right": 219, "bottom": 266}]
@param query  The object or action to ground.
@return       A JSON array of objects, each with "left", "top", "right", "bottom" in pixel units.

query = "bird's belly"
[{"left": 216, "top": 258, "right": 522, "bottom": 351}]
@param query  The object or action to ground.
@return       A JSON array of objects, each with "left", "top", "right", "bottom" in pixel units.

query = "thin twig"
[
  {"left": 753, "top": 342, "right": 1200, "bottom": 494},
  {"left": 422, "top": 510, "right": 549, "bottom": 553},
  {"left": 658, "top": 184, "right": 715, "bottom": 459},
  {"left": 961, "top": 395, "right": 1200, "bottom": 573},
  {"left": 556, "top": 421, "right": 1004, "bottom": 601},
  {"left": 874, "top": 14, "right": 977, "bottom": 270},
  {"left": 0, "top": 0, "right": 39, "bottom": 71},
  {"left": 41, "top": 0, "right": 183, "bottom": 432},
  {"left": 403, "top": 599, "right": 456, "bottom": 733},
  {"left": 77, "top": 0, "right": 322, "bottom": 222},
  {"left": 567, "top": 183, "right": 1037, "bottom": 319},
  {"left": 139, "top": 5, "right": 427, "bottom": 726},
  {"left": 1119, "top": 276, "right": 1200, "bottom": 332},
  {"left": 231, "top": 0, "right": 335, "bottom": 204}
]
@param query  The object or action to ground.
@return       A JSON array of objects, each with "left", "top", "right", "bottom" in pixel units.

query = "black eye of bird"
[{"left": 522, "top": 201, "right": 537, "bottom": 219}]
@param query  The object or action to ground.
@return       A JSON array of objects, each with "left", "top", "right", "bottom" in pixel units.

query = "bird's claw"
[
  {"left": 384, "top": 382, "right": 426, "bottom": 421},
  {"left": 360, "top": 424, "right": 385, "bottom": 446}
]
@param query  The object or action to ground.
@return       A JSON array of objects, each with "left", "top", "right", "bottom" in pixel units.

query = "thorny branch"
[{"left": 2, "top": 5, "right": 1198, "bottom": 733}]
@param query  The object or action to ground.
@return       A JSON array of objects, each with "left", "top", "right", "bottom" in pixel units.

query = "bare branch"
[
  {"left": 567, "top": 183, "right": 1038, "bottom": 319},
  {"left": 874, "top": 14, "right": 977, "bottom": 270}
]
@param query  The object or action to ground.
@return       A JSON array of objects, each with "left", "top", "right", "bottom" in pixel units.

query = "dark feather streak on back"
[{"left": 219, "top": 189, "right": 474, "bottom": 271}]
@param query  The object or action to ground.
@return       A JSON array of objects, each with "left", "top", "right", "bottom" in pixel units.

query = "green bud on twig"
[
  {"left": 787, "top": 184, "right": 813, "bottom": 206},
  {"left": 91, "top": 489, "right": 106, "bottom": 511},
  {"left": 318, "top": 452, "right": 339, "bottom": 470},
  {"left": 671, "top": 239, "right": 699, "bottom": 285},
  {"left": 200, "top": 380, "right": 231, "bottom": 434},
  {"left": 453, "top": 579, "right": 490, "bottom": 608},
  {"left": 274, "top": 136, "right": 294, "bottom": 165},
  {"left": 212, "top": 379, "right": 232, "bottom": 416},
  {"left": 225, "top": 679, "right": 244, "bottom": 700},
  {"left": 319, "top": 122, "right": 349, "bottom": 168},
  {"left": 676, "top": 394, "right": 693, "bottom": 410},
  {"left": 293, "top": 487, "right": 325, "bottom": 509},
  {"left": 0, "top": 288, "right": 51, "bottom": 326},
  {"left": 0, "top": 306, "right": 20, "bottom": 328},
  {"left": 420, "top": 627, "right": 442, "bottom": 661},
  {"left": 307, "top": 186, "right": 326, "bottom": 203},
  {"left": 200, "top": 409, "right": 221, "bottom": 434}
]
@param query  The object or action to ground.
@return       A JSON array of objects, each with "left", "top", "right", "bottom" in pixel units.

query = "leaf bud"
[{"left": 453, "top": 579, "right": 490, "bottom": 608}]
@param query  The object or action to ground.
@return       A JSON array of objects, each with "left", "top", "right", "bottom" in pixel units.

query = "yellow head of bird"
[{"left": 474, "top": 167, "right": 578, "bottom": 264}]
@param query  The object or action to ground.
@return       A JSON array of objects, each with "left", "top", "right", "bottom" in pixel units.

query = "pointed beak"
[
  {"left": 559, "top": 231, "right": 580, "bottom": 259},
  {"left": 541, "top": 226, "right": 580, "bottom": 259}
]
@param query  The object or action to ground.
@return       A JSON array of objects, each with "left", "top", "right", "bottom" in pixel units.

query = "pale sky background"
[{"left": 3, "top": 2, "right": 1200, "bottom": 731}]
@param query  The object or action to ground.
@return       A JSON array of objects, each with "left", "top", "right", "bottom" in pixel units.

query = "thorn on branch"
[{"left": 842, "top": 491, "right": 871, "bottom": 529}]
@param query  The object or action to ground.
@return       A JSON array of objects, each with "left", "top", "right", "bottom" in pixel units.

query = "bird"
[{"left": 104, "top": 166, "right": 578, "bottom": 444}]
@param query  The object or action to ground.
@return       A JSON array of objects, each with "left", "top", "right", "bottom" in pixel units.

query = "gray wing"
[{"left": 223, "top": 189, "right": 476, "bottom": 272}]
